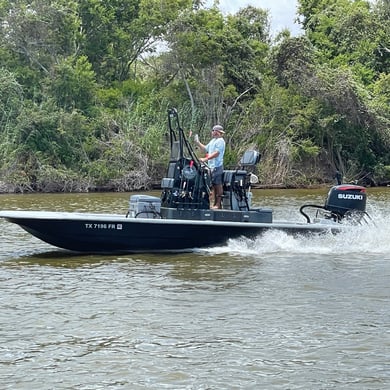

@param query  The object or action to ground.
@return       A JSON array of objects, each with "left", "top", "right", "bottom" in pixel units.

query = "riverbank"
[
  {"left": 0, "top": 181, "right": 335, "bottom": 194},
  {"left": 1, "top": 179, "right": 386, "bottom": 195}
]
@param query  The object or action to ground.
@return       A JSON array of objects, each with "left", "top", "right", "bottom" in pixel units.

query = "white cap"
[{"left": 212, "top": 125, "right": 225, "bottom": 134}]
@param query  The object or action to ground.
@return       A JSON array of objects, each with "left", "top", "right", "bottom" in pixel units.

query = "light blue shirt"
[{"left": 205, "top": 138, "right": 225, "bottom": 169}]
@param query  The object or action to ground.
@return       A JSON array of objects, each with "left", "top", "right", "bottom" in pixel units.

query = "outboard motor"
[
  {"left": 300, "top": 182, "right": 369, "bottom": 224},
  {"left": 324, "top": 184, "right": 366, "bottom": 219}
]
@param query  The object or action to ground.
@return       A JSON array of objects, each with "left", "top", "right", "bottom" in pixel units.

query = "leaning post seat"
[
  {"left": 222, "top": 150, "right": 261, "bottom": 211},
  {"left": 223, "top": 150, "right": 261, "bottom": 192},
  {"left": 240, "top": 150, "right": 261, "bottom": 168},
  {"left": 222, "top": 169, "right": 250, "bottom": 211},
  {"left": 223, "top": 170, "right": 248, "bottom": 189}
]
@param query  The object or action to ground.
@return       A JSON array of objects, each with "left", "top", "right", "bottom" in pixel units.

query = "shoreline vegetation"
[
  {"left": 0, "top": 181, "right": 317, "bottom": 194},
  {"left": 0, "top": 177, "right": 387, "bottom": 195},
  {"left": 0, "top": 180, "right": 311, "bottom": 195},
  {"left": 0, "top": 1, "right": 389, "bottom": 194}
]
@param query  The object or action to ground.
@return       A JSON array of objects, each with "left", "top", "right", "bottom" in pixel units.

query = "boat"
[{"left": 0, "top": 109, "right": 370, "bottom": 253}]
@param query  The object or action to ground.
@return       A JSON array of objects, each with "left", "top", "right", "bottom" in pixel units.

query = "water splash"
[{"left": 203, "top": 212, "right": 390, "bottom": 257}]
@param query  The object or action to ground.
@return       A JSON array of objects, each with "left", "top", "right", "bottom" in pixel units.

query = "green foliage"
[
  {"left": 0, "top": 68, "right": 23, "bottom": 131},
  {"left": 48, "top": 55, "right": 97, "bottom": 114},
  {"left": 271, "top": 36, "right": 315, "bottom": 87},
  {"left": 83, "top": 133, "right": 152, "bottom": 191},
  {"left": 0, "top": 0, "right": 389, "bottom": 191},
  {"left": 78, "top": 0, "right": 192, "bottom": 82},
  {"left": 0, "top": 0, "right": 81, "bottom": 71},
  {"left": 162, "top": 5, "right": 272, "bottom": 134},
  {"left": 298, "top": 0, "right": 388, "bottom": 83},
  {"left": 292, "top": 139, "right": 320, "bottom": 160},
  {"left": 222, "top": 7, "right": 270, "bottom": 92},
  {"left": 373, "top": 163, "right": 390, "bottom": 184},
  {"left": 34, "top": 164, "right": 89, "bottom": 192}
]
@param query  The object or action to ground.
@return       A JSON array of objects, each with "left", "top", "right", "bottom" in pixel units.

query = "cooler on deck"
[{"left": 129, "top": 195, "right": 161, "bottom": 218}]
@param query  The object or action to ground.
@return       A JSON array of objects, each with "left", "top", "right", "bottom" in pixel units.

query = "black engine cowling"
[
  {"left": 300, "top": 183, "right": 368, "bottom": 224},
  {"left": 324, "top": 184, "right": 366, "bottom": 217}
]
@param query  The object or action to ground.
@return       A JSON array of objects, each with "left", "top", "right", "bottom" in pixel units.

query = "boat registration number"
[{"left": 85, "top": 223, "right": 123, "bottom": 230}]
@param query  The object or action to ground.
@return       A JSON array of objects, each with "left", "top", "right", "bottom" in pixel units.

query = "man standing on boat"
[{"left": 194, "top": 125, "right": 226, "bottom": 209}]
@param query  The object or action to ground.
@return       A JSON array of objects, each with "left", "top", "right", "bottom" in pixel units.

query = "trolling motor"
[{"left": 300, "top": 181, "right": 370, "bottom": 224}]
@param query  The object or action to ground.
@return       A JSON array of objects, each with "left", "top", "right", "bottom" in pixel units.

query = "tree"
[
  {"left": 223, "top": 7, "right": 270, "bottom": 93},
  {"left": 161, "top": 5, "right": 271, "bottom": 131},
  {"left": 372, "top": 0, "right": 390, "bottom": 74},
  {"left": 0, "top": 0, "right": 81, "bottom": 73},
  {"left": 78, "top": 0, "right": 192, "bottom": 82},
  {"left": 0, "top": 68, "right": 24, "bottom": 163},
  {"left": 48, "top": 55, "right": 97, "bottom": 114},
  {"left": 297, "top": 0, "right": 387, "bottom": 83}
]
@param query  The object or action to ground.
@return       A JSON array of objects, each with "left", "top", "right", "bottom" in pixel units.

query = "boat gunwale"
[{"left": 0, "top": 209, "right": 346, "bottom": 231}]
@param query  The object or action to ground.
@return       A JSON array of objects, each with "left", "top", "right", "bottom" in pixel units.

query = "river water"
[{"left": 0, "top": 189, "right": 389, "bottom": 389}]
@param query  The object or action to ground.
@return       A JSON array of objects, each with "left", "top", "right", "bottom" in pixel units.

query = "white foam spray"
[{"left": 202, "top": 205, "right": 390, "bottom": 257}]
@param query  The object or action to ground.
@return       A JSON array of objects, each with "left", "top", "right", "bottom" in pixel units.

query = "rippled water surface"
[{"left": 1, "top": 189, "right": 390, "bottom": 389}]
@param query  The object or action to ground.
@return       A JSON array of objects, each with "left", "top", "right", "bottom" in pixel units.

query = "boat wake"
[{"left": 201, "top": 212, "right": 390, "bottom": 257}]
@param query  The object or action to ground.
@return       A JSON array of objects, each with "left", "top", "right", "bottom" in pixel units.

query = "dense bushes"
[{"left": 0, "top": 0, "right": 389, "bottom": 192}]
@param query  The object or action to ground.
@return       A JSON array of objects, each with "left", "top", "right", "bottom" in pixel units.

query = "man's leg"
[
  {"left": 209, "top": 187, "right": 215, "bottom": 208},
  {"left": 213, "top": 184, "right": 223, "bottom": 209}
]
